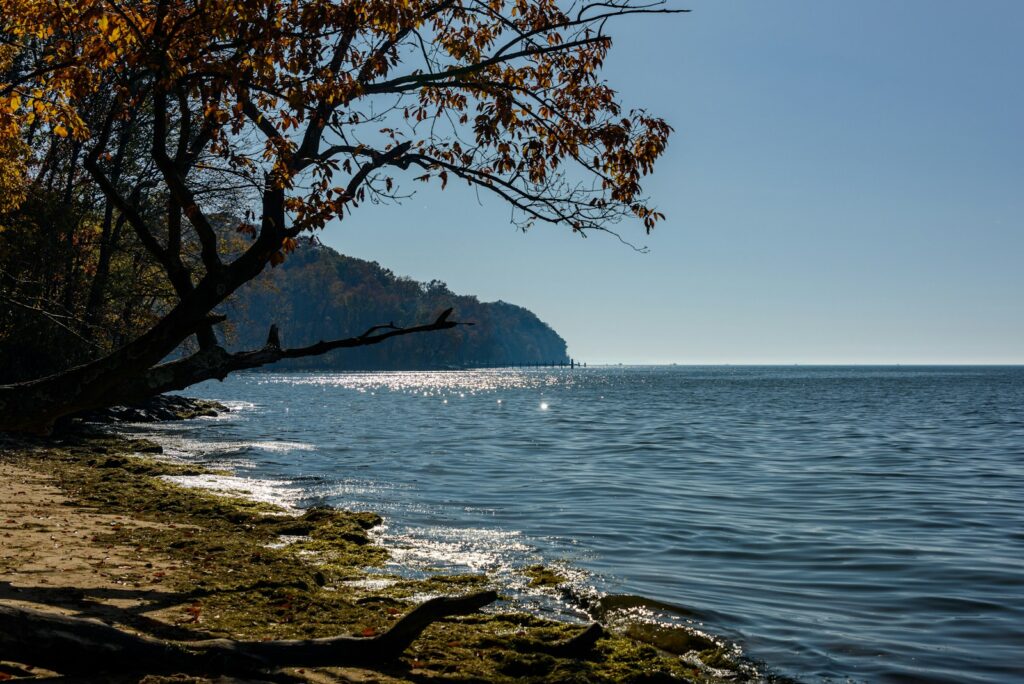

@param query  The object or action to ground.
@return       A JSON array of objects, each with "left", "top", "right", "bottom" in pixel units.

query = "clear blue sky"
[{"left": 320, "top": 0, "right": 1024, "bottom": 364}]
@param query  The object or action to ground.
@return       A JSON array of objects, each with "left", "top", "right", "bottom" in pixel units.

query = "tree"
[{"left": 0, "top": 0, "right": 679, "bottom": 432}]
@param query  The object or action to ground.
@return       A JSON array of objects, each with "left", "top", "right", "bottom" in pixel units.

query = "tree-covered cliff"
[{"left": 224, "top": 243, "right": 569, "bottom": 370}]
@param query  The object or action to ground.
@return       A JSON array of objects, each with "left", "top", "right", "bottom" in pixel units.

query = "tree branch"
[
  {"left": 152, "top": 88, "right": 223, "bottom": 274},
  {"left": 364, "top": 36, "right": 607, "bottom": 95},
  {"left": 112, "top": 309, "right": 465, "bottom": 401}
]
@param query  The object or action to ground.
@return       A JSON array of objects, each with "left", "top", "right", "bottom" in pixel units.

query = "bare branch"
[{"left": 113, "top": 309, "right": 467, "bottom": 400}]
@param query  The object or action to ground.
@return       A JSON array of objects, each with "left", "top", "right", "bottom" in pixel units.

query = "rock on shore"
[{"left": 73, "top": 394, "right": 229, "bottom": 424}]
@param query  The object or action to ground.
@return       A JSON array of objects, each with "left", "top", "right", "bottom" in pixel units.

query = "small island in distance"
[{"left": 227, "top": 241, "right": 571, "bottom": 371}]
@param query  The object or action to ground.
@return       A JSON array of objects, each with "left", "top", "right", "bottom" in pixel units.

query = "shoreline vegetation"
[{"left": 0, "top": 401, "right": 752, "bottom": 683}]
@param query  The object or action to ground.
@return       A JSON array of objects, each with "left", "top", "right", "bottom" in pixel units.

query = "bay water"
[{"left": 128, "top": 366, "right": 1024, "bottom": 683}]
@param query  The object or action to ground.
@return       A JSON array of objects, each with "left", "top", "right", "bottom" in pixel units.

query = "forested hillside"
[{"left": 225, "top": 243, "right": 570, "bottom": 370}]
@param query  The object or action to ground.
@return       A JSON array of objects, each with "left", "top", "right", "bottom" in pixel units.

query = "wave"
[{"left": 160, "top": 473, "right": 302, "bottom": 510}]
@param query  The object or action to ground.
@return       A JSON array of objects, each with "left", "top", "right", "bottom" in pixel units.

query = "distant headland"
[{"left": 226, "top": 242, "right": 571, "bottom": 370}]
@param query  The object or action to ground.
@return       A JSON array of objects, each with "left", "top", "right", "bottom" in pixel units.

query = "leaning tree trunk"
[{"left": 0, "top": 267, "right": 460, "bottom": 434}]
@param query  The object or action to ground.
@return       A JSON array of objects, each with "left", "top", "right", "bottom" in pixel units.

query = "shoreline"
[{"left": 0, "top": 426, "right": 751, "bottom": 682}]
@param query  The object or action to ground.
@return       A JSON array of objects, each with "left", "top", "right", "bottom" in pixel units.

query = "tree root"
[{"left": 0, "top": 591, "right": 499, "bottom": 677}]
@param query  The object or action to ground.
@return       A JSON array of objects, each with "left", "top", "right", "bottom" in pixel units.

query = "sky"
[{"left": 319, "top": 0, "right": 1024, "bottom": 365}]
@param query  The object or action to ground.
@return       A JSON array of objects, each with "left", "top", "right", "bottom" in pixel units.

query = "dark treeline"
[
  {"left": 0, "top": 113, "right": 176, "bottom": 384},
  {"left": 227, "top": 243, "right": 569, "bottom": 371}
]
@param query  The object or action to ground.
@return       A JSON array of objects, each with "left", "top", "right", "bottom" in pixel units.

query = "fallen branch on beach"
[
  {"left": 0, "top": 593, "right": 608, "bottom": 678},
  {"left": 536, "top": 621, "right": 606, "bottom": 657},
  {"left": 1, "top": 592, "right": 498, "bottom": 676}
]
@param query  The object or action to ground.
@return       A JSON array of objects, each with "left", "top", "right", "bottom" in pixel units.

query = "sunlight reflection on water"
[{"left": 255, "top": 369, "right": 580, "bottom": 397}]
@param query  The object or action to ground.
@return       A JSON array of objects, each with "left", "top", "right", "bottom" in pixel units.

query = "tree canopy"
[{"left": 0, "top": 0, "right": 679, "bottom": 432}]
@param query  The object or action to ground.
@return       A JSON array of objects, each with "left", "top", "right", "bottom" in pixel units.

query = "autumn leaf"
[{"left": 184, "top": 602, "right": 203, "bottom": 623}]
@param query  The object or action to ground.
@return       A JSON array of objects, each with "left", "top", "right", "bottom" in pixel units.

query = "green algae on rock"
[{"left": 524, "top": 563, "right": 569, "bottom": 588}]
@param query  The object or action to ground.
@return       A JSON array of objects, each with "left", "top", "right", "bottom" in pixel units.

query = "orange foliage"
[{"left": 1, "top": 0, "right": 675, "bottom": 245}]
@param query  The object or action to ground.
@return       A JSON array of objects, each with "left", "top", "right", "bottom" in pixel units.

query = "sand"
[{"left": 0, "top": 460, "right": 180, "bottom": 616}]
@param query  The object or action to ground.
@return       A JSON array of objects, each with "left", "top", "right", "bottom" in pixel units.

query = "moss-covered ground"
[{"left": 2, "top": 432, "right": 756, "bottom": 683}]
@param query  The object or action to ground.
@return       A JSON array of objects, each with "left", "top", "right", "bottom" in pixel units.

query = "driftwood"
[
  {"left": 537, "top": 621, "right": 605, "bottom": 657},
  {"left": 1, "top": 591, "right": 498, "bottom": 677}
]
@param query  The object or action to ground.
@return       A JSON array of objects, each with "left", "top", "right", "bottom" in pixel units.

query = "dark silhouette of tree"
[{"left": 0, "top": 0, "right": 681, "bottom": 432}]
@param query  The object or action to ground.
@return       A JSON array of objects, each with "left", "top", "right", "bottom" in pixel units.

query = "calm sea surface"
[{"left": 131, "top": 366, "right": 1024, "bottom": 683}]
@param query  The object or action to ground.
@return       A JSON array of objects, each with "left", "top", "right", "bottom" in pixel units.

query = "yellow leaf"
[{"left": 53, "top": 124, "right": 68, "bottom": 138}]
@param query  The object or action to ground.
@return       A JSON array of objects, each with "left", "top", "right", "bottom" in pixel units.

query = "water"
[{"left": 128, "top": 366, "right": 1024, "bottom": 683}]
